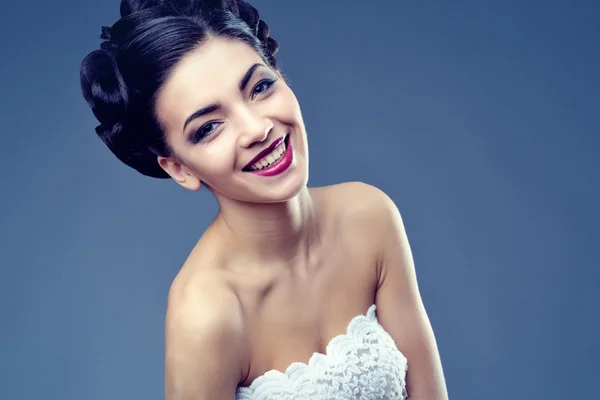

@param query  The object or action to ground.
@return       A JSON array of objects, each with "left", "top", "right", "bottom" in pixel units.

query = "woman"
[{"left": 80, "top": 0, "right": 448, "bottom": 398}]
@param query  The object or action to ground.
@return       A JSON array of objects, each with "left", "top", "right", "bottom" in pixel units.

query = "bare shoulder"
[
  {"left": 164, "top": 268, "right": 246, "bottom": 399},
  {"left": 314, "top": 182, "right": 403, "bottom": 277},
  {"left": 315, "top": 181, "right": 400, "bottom": 226}
]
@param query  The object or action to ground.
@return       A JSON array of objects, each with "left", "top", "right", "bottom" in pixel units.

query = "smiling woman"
[
  {"left": 79, "top": 1, "right": 448, "bottom": 399},
  {"left": 152, "top": 37, "right": 308, "bottom": 204}
]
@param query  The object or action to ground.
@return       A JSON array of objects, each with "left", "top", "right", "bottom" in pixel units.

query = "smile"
[{"left": 243, "top": 134, "right": 293, "bottom": 177}]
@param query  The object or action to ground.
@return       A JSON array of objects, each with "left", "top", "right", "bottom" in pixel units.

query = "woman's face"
[{"left": 155, "top": 37, "right": 309, "bottom": 204}]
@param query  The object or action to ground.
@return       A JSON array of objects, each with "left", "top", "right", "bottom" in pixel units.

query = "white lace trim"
[{"left": 236, "top": 304, "right": 408, "bottom": 400}]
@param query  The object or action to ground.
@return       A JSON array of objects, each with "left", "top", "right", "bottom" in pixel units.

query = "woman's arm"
[
  {"left": 368, "top": 185, "right": 449, "bottom": 400},
  {"left": 164, "top": 274, "right": 246, "bottom": 400}
]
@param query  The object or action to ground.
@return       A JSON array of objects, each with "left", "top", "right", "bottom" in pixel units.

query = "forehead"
[{"left": 156, "top": 37, "right": 265, "bottom": 129}]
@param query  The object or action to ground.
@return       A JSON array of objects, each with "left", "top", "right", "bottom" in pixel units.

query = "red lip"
[{"left": 243, "top": 135, "right": 286, "bottom": 170}]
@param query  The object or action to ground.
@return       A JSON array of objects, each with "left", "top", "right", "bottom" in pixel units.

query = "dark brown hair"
[{"left": 80, "top": 0, "right": 279, "bottom": 178}]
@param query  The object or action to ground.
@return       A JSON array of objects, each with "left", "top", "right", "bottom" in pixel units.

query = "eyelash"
[
  {"left": 192, "top": 78, "right": 278, "bottom": 144},
  {"left": 251, "top": 78, "right": 277, "bottom": 99},
  {"left": 193, "top": 122, "right": 221, "bottom": 143}
]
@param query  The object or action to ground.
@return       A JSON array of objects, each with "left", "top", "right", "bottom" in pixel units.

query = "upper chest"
[{"left": 233, "top": 226, "right": 381, "bottom": 385}]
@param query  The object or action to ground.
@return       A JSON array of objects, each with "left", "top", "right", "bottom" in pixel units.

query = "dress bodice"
[{"left": 235, "top": 304, "right": 408, "bottom": 400}]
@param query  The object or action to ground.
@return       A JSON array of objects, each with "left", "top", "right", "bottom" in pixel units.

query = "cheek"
[
  {"left": 271, "top": 86, "right": 302, "bottom": 122},
  {"left": 187, "top": 141, "right": 236, "bottom": 178}
]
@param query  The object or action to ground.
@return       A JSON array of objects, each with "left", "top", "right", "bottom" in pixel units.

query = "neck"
[{"left": 214, "top": 187, "right": 321, "bottom": 265}]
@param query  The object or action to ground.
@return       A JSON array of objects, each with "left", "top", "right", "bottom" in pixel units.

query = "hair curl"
[{"left": 80, "top": 0, "right": 279, "bottom": 178}]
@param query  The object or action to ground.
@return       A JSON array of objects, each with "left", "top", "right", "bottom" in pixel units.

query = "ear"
[{"left": 157, "top": 156, "right": 202, "bottom": 191}]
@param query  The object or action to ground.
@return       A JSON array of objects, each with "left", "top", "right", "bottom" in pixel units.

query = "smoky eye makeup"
[
  {"left": 187, "top": 71, "right": 280, "bottom": 144},
  {"left": 250, "top": 70, "right": 279, "bottom": 97},
  {"left": 190, "top": 120, "right": 222, "bottom": 144},
  {"left": 251, "top": 76, "right": 278, "bottom": 99}
]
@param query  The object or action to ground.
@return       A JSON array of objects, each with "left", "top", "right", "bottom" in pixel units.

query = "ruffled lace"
[{"left": 236, "top": 305, "right": 408, "bottom": 399}]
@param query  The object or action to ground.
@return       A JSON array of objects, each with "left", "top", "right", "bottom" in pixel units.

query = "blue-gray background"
[{"left": 1, "top": 0, "right": 598, "bottom": 399}]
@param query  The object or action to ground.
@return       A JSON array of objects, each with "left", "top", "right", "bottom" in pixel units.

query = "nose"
[{"left": 236, "top": 107, "right": 273, "bottom": 148}]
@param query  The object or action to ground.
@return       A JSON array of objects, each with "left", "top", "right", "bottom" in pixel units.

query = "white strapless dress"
[{"left": 236, "top": 305, "right": 408, "bottom": 400}]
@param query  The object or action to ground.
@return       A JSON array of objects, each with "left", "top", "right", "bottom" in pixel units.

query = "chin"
[
  {"left": 258, "top": 177, "right": 309, "bottom": 204},
  {"left": 215, "top": 162, "right": 309, "bottom": 205},
  {"left": 210, "top": 130, "right": 310, "bottom": 205},
  {"left": 245, "top": 167, "right": 309, "bottom": 204}
]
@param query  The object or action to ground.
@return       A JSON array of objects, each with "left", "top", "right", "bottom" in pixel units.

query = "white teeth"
[{"left": 250, "top": 139, "right": 287, "bottom": 171}]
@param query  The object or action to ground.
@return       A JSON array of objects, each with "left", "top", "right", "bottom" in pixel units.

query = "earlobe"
[
  {"left": 184, "top": 174, "right": 203, "bottom": 191},
  {"left": 157, "top": 156, "right": 202, "bottom": 191}
]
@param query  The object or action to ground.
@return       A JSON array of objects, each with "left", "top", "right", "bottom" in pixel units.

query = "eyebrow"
[
  {"left": 240, "top": 63, "right": 263, "bottom": 91},
  {"left": 182, "top": 63, "right": 265, "bottom": 133}
]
